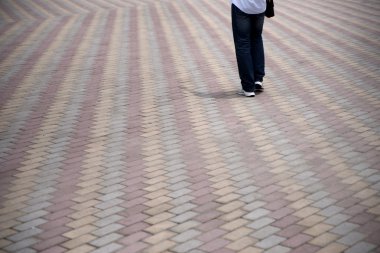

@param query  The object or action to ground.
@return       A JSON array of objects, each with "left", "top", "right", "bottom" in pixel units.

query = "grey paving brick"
[
  {"left": 240, "top": 193, "right": 263, "bottom": 203},
  {"left": 91, "top": 243, "right": 123, "bottom": 253},
  {"left": 17, "top": 210, "right": 49, "bottom": 222},
  {"left": 244, "top": 208, "right": 270, "bottom": 220},
  {"left": 251, "top": 226, "right": 280, "bottom": 240},
  {"left": 188, "top": 250, "right": 205, "bottom": 253},
  {"left": 94, "top": 215, "right": 123, "bottom": 227},
  {"left": 170, "top": 195, "right": 195, "bottom": 205},
  {"left": 265, "top": 245, "right": 291, "bottom": 253},
  {"left": 325, "top": 214, "right": 351, "bottom": 226},
  {"left": 294, "top": 171, "right": 315, "bottom": 180},
  {"left": 247, "top": 217, "right": 275, "bottom": 229},
  {"left": 8, "top": 228, "right": 42, "bottom": 242},
  {"left": 92, "top": 224, "right": 125, "bottom": 237},
  {"left": 172, "top": 229, "right": 202, "bottom": 243},
  {"left": 98, "top": 185, "right": 125, "bottom": 194},
  {"left": 171, "top": 211, "right": 198, "bottom": 223},
  {"left": 170, "top": 221, "right": 201, "bottom": 233},
  {"left": 95, "top": 207, "right": 124, "bottom": 218},
  {"left": 345, "top": 242, "right": 377, "bottom": 253},
  {"left": 172, "top": 239, "right": 203, "bottom": 253},
  {"left": 338, "top": 231, "right": 366, "bottom": 246},
  {"left": 318, "top": 206, "right": 344, "bottom": 217},
  {"left": 255, "top": 235, "right": 286, "bottom": 249},
  {"left": 168, "top": 175, "right": 188, "bottom": 184},
  {"left": 17, "top": 249, "right": 37, "bottom": 253},
  {"left": 14, "top": 218, "right": 46, "bottom": 231},
  {"left": 312, "top": 198, "right": 337, "bottom": 209},
  {"left": 170, "top": 203, "right": 197, "bottom": 214},
  {"left": 28, "top": 188, "right": 55, "bottom": 198},
  {"left": 90, "top": 233, "right": 123, "bottom": 247},
  {"left": 97, "top": 192, "right": 124, "bottom": 202},
  {"left": 22, "top": 202, "right": 51, "bottom": 213},
  {"left": 167, "top": 188, "right": 192, "bottom": 198},
  {"left": 244, "top": 202, "right": 267, "bottom": 212},
  {"left": 4, "top": 238, "right": 39, "bottom": 252},
  {"left": 169, "top": 181, "right": 192, "bottom": 191},
  {"left": 95, "top": 199, "right": 124, "bottom": 210},
  {"left": 330, "top": 222, "right": 360, "bottom": 236}
]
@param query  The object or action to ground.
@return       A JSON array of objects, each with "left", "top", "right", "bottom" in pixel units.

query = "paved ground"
[{"left": 1, "top": 0, "right": 380, "bottom": 252}]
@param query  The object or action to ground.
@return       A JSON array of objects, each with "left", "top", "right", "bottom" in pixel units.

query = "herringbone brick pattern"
[{"left": 1, "top": 0, "right": 379, "bottom": 252}]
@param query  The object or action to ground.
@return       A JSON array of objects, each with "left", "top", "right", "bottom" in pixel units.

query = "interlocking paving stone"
[{"left": 0, "top": 0, "right": 380, "bottom": 252}]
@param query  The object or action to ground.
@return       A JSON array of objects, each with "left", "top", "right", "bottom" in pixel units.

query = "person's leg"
[
  {"left": 231, "top": 4, "right": 255, "bottom": 93},
  {"left": 250, "top": 13, "right": 265, "bottom": 83}
]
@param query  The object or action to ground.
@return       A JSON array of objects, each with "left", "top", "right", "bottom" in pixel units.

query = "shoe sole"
[
  {"left": 255, "top": 82, "right": 264, "bottom": 91},
  {"left": 237, "top": 91, "right": 255, "bottom": 97}
]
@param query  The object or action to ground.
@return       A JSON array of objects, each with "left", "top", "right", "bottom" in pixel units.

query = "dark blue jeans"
[{"left": 232, "top": 4, "right": 265, "bottom": 92}]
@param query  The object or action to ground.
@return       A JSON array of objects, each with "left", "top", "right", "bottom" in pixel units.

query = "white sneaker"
[
  {"left": 237, "top": 90, "right": 255, "bottom": 97},
  {"left": 255, "top": 81, "right": 264, "bottom": 91}
]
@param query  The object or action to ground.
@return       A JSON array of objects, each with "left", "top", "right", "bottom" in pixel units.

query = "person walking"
[{"left": 231, "top": 0, "right": 266, "bottom": 97}]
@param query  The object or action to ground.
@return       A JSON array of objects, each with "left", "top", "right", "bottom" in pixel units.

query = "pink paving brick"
[
  {"left": 200, "top": 238, "right": 230, "bottom": 252},
  {"left": 282, "top": 233, "right": 313, "bottom": 248},
  {"left": 277, "top": 224, "right": 307, "bottom": 238},
  {"left": 290, "top": 244, "right": 320, "bottom": 253},
  {"left": 198, "top": 229, "right": 227, "bottom": 242}
]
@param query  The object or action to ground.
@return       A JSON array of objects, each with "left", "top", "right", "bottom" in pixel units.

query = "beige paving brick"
[
  {"left": 223, "top": 227, "right": 253, "bottom": 241},
  {"left": 75, "top": 184, "right": 103, "bottom": 195},
  {"left": 144, "top": 182, "right": 169, "bottom": 192},
  {"left": 144, "top": 240, "right": 176, "bottom": 253},
  {"left": 213, "top": 186, "right": 237, "bottom": 196},
  {"left": 212, "top": 180, "right": 233, "bottom": 189},
  {"left": 66, "top": 244, "right": 95, "bottom": 253},
  {"left": 66, "top": 215, "right": 98, "bottom": 228},
  {"left": 361, "top": 196, "right": 380, "bottom": 207},
  {"left": 220, "top": 209, "right": 246, "bottom": 222},
  {"left": 77, "top": 178, "right": 103, "bottom": 188},
  {"left": 62, "top": 234, "right": 97, "bottom": 249},
  {"left": 368, "top": 205, "right": 380, "bottom": 216},
  {"left": 310, "top": 233, "right": 340, "bottom": 247},
  {"left": 144, "top": 231, "right": 176, "bottom": 244},
  {"left": 289, "top": 199, "right": 313, "bottom": 209},
  {"left": 217, "top": 201, "right": 245, "bottom": 213},
  {"left": 341, "top": 176, "right": 362, "bottom": 185},
  {"left": 304, "top": 223, "right": 333, "bottom": 236},
  {"left": 73, "top": 193, "right": 102, "bottom": 203},
  {"left": 238, "top": 247, "right": 263, "bottom": 253},
  {"left": 145, "top": 176, "right": 168, "bottom": 185},
  {"left": 145, "top": 212, "right": 174, "bottom": 225},
  {"left": 298, "top": 215, "right": 326, "bottom": 227},
  {"left": 144, "top": 196, "right": 172, "bottom": 207},
  {"left": 144, "top": 189, "right": 170, "bottom": 200},
  {"left": 348, "top": 181, "right": 369, "bottom": 192},
  {"left": 293, "top": 206, "right": 320, "bottom": 218},
  {"left": 0, "top": 219, "right": 20, "bottom": 229},
  {"left": 144, "top": 221, "right": 176, "bottom": 234},
  {"left": 315, "top": 242, "right": 347, "bottom": 253},
  {"left": 227, "top": 236, "right": 257, "bottom": 251},
  {"left": 145, "top": 203, "right": 173, "bottom": 216},
  {"left": 284, "top": 190, "right": 307, "bottom": 201},
  {"left": 72, "top": 200, "right": 101, "bottom": 211},
  {"left": 216, "top": 193, "right": 240, "bottom": 203},
  {"left": 63, "top": 225, "right": 97, "bottom": 239},
  {"left": 0, "top": 239, "right": 12, "bottom": 248},
  {"left": 0, "top": 229, "right": 16, "bottom": 238},
  {"left": 171, "top": 221, "right": 200, "bottom": 233},
  {"left": 69, "top": 208, "right": 100, "bottom": 220},
  {"left": 221, "top": 219, "right": 249, "bottom": 231}
]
